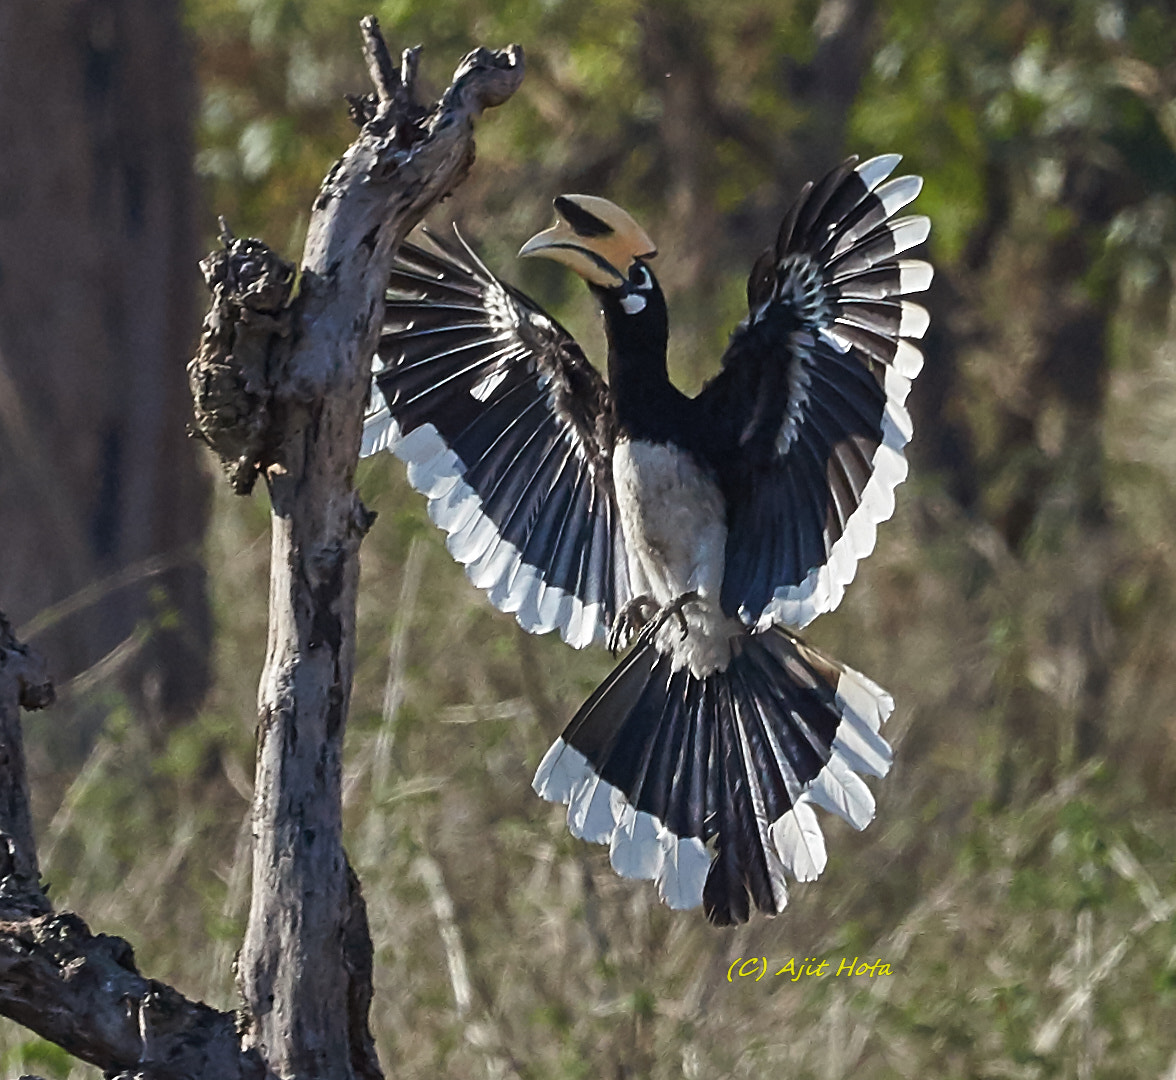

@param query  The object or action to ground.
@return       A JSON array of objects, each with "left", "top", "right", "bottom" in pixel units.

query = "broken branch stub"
[{"left": 187, "top": 228, "right": 296, "bottom": 495}]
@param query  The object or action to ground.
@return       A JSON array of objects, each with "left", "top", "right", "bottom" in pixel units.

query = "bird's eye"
[{"left": 629, "top": 264, "right": 652, "bottom": 290}]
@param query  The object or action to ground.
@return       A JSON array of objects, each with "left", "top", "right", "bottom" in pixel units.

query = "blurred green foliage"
[{"left": 9, "top": 0, "right": 1176, "bottom": 1076}]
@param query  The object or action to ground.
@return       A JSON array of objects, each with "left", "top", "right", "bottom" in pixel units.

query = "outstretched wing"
[
  {"left": 362, "top": 231, "right": 633, "bottom": 648},
  {"left": 697, "top": 155, "right": 932, "bottom": 629}
]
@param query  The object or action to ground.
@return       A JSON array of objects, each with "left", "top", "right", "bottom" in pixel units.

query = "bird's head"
[{"left": 519, "top": 195, "right": 659, "bottom": 314}]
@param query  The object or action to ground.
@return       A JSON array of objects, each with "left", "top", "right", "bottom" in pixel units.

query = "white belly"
[{"left": 612, "top": 439, "right": 741, "bottom": 675}]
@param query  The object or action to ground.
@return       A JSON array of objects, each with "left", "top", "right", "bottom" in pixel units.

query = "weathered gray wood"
[
  {"left": 0, "top": 910, "right": 269, "bottom": 1080},
  {"left": 0, "top": 19, "right": 520, "bottom": 1077},
  {"left": 0, "top": 612, "right": 268, "bottom": 1079},
  {"left": 0, "top": 611, "right": 52, "bottom": 908},
  {"left": 221, "top": 21, "right": 523, "bottom": 1080}
]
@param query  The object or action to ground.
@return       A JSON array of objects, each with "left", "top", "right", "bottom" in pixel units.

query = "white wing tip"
[
  {"left": 856, "top": 154, "right": 903, "bottom": 190},
  {"left": 895, "top": 214, "right": 932, "bottom": 248},
  {"left": 876, "top": 174, "right": 925, "bottom": 217},
  {"left": 899, "top": 301, "right": 930, "bottom": 339},
  {"left": 892, "top": 339, "right": 925, "bottom": 378},
  {"left": 533, "top": 738, "right": 712, "bottom": 911},
  {"left": 360, "top": 410, "right": 400, "bottom": 459}
]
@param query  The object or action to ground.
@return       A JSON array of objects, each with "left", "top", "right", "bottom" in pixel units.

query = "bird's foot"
[
  {"left": 639, "top": 591, "right": 701, "bottom": 645},
  {"left": 609, "top": 595, "right": 659, "bottom": 655}
]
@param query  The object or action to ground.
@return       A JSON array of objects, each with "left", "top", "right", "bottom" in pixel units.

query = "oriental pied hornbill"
[{"left": 361, "top": 155, "right": 931, "bottom": 925}]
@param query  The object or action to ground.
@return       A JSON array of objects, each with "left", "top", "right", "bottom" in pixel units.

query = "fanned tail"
[{"left": 532, "top": 625, "right": 893, "bottom": 925}]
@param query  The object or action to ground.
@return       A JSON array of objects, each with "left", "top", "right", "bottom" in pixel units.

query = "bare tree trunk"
[
  {"left": 0, "top": 0, "right": 210, "bottom": 729},
  {"left": 192, "top": 22, "right": 524, "bottom": 1079},
  {"left": 0, "top": 21, "right": 522, "bottom": 1079}
]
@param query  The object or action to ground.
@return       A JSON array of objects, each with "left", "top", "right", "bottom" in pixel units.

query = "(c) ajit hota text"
[{"left": 727, "top": 956, "right": 894, "bottom": 982}]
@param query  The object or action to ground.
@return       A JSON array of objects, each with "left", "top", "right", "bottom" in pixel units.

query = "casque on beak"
[{"left": 519, "top": 194, "right": 657, "bottom": 289}]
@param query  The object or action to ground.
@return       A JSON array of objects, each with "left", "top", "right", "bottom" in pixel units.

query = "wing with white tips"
[{"left": 363, "top": 231, "right": 634, "bottom": 648}]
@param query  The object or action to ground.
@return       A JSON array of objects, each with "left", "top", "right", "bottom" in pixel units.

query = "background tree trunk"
[{"left": 0, "top": 0, "right": 210, "bottom": 730}]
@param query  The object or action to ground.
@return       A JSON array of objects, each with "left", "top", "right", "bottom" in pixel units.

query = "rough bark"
[
  {"left": 0, "top": 19, "right": 520, "bottom": 1079},
  {"left": 0, "top": 612, "right": 53, "bottom": 905},
  {"left": 188, "top": 21, "right": 523, "bottom": 1080},
  {"left": 0, "top": 912, "right": 268, "bottom": 1080},
  {"left": 0, "top": 0, "right": 210, "bottom": 726},
  {"left": 189, "top": 230, "right": 297, "bottom": 495},
  {"left": 0, "top": 612, "right": 267, "bottom": 1079}
]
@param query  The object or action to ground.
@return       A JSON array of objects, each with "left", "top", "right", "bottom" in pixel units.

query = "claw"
[
  {"left": 608, "top": 594, "right": 658, "bottom": 655},
  {"left": 639, "top": 591, "right": 700, "bottom": 646}
]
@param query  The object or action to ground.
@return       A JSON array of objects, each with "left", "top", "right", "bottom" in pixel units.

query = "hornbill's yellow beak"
[{"left": 518, "top": 195, "right": 657, "bottom": 289}]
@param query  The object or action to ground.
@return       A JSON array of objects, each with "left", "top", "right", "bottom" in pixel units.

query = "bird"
[{"left": 361, "top": 154, "right": 931, "bottom": 925}]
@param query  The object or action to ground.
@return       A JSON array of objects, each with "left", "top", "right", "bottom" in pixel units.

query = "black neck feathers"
[{"left": 595, "top": 274, "right": 692, "bottom": 445}]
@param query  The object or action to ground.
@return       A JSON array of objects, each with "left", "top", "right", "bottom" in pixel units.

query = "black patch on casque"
[{"left": 554, "top": 196, "right": 615, "bottom": 238}]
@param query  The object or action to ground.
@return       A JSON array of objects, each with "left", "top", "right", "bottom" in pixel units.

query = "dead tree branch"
[
  {"left": 0, "top": 17, "right": 521, "bottom": 1080},
  {"left": 190, "top": 17, "right": 524, "bottom": 1080},
  {"left": 0, "top": 912, "right": 267, "bottom": 1080},
  {"left": 0, "top": 612, "right": 268, "bottom": 1079}
]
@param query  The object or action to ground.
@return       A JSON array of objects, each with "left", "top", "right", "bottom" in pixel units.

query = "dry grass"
[{"left": 5, "top": 388, "right": 1176, "bottom": 1079}]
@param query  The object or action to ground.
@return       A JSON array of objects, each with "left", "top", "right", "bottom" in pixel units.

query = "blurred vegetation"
[{"left": 7, "top": 0, "right": 1176, "bottom": 1076}]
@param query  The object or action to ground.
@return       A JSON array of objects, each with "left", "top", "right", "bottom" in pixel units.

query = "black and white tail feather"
[
  {"left": 362, "top": 154, "right": 930, "bottom": 924},
  {"left": 533, "top": 627, "right": 893, "bottom": 924}
]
